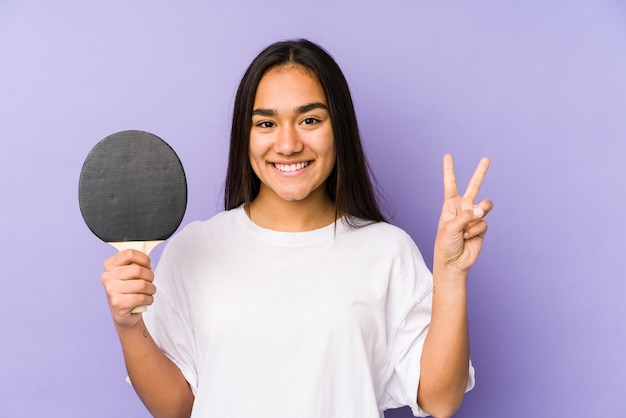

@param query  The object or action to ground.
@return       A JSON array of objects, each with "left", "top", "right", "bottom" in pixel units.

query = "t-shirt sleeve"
[
  {"left": 141, "top": 239, "right": 199, "bottom": 395},
  {"left": 380, "top": 234, "right": 475, "bottom": 417}
]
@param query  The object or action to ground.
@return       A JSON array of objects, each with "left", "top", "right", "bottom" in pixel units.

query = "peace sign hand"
[{"left": 434, "top": 154, "right": 493, "bottom": 275}]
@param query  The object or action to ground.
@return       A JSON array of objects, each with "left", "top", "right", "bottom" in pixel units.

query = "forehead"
[{"left": 254, "top": 65, "right": 327, "bottom": 107}]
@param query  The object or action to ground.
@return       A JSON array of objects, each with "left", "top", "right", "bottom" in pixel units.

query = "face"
[{"left": 249, "top": 65, "right": 336, "bottom": 206}]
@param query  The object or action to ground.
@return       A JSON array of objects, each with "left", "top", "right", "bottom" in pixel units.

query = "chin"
[
  {"left": 278, "top": 193, "right": 311, "bottom": 202},
  {"left": 274, "top": 188, "right": 319, "bottom": 202}
]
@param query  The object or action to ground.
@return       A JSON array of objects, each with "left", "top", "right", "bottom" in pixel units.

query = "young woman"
[{"left": 101, "top": 39, "right": 493, "bottom": 418}]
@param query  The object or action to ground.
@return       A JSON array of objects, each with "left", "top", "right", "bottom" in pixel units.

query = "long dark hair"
[{"left": 224, "top": 39, "right": 386, "bottom": 224}]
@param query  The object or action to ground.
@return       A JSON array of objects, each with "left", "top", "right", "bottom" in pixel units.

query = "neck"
[{"left": 247, "top": 189, "right": 337, "bottom": 232}]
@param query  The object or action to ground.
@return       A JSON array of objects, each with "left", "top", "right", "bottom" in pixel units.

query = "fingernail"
[{"left": 473, "top": 207, "right": 484, "bottom": 217}]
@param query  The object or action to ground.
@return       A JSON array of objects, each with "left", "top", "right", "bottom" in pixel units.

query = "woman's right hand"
[{"left": 101, "top": 249, "right": 156, "bottom": 329}]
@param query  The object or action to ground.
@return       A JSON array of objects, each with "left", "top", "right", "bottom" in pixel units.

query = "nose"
[{"left": 274, "top": 125, "right": 303, "bottom": 155}]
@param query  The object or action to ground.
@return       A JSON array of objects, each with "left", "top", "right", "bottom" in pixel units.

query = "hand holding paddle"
[{"left": 79, "top": 130, "right": 187, "bottom": 314}]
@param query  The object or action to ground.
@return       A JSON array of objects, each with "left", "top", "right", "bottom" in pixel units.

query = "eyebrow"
[{"left": 251, "top": 102, "right": 329, "bottom": 117}]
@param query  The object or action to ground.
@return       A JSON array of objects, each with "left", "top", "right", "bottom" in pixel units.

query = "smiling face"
[{"left": 249, "top": 65, "right": 336, "bottom": 208}]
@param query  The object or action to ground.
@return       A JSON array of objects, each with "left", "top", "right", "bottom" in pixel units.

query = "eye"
[
  {"left": 301, "top": 117, "right": 320, "bottom": 125},
  {"left": 255, "top": 121, "right": 275, "bottom": 129}
]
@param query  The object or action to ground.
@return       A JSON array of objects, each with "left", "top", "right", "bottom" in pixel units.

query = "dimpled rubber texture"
[{"left": 78, "top": 130, "right": 187, "bottom": 242}]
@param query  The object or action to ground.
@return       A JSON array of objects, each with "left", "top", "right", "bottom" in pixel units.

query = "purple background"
[{"left": 1, "top": 1, "right": 625, "bottom": 417}]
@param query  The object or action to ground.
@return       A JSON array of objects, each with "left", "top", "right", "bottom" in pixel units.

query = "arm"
[
  {"left": 101, "top": 250, "right": 194, "bottom": 418},
  {"left": 417, "top": 155, "right": 492, "bottom": 418}
]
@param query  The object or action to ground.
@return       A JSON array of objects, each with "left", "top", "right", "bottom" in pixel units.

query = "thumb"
[{"left": 443, "top": 205, "right": 484, "bottom": 236}]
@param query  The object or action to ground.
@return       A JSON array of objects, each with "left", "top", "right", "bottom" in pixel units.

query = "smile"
[{"left": 272, "top": 161, "right": 311, "bottom": 173}]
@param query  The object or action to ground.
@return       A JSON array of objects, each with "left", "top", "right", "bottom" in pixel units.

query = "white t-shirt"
[{"left": 143, "top": 207, "right": 474, "bottom": 417}]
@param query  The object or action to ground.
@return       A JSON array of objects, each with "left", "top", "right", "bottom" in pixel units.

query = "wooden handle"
[{"left": 109, "top": 240, "right": 163, "bottom": 255}]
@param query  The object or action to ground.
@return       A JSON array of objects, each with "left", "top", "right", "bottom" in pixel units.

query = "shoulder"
[
  {"left": 337, "top": 219, "right": 428, "bottom": 268},
  {"left": 164, "top": 208, "right": 244, "bottom": 252},
  {"left": 178, "top": 208, "right": 242, "bottom": 236},
  {"left": 341, "top": 218, "right": 418, "bottom": 248}
]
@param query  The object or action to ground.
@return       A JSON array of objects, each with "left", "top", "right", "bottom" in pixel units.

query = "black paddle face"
[{"left": 79, "top": 130, "right": 187, "bottom": 243}]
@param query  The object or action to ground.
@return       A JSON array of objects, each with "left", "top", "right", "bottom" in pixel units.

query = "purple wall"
[{"left": 1, "top": 1, "right": 625, "bottom": 416}]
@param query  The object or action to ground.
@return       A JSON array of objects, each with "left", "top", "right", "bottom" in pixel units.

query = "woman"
[{"left": 101, "top": 39, "right": 493, "bottom": 418}]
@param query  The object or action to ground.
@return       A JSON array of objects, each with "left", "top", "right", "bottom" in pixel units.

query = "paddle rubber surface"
[{"left": 78, "top": 130, "right": 187, "bottom": 243}]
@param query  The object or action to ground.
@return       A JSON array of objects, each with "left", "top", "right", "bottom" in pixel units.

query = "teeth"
[{"left": 274, "top": 161, "right": 309, "bottom": 172}]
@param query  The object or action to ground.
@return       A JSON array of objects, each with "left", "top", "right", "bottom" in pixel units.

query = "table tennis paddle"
[{"left": 79, "top": 130, "right": 187, "bottom": 313}]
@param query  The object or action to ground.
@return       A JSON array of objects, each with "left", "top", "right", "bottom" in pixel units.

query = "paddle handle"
[{"left": 109, "top": 240, "right": 164, "bottom": 313}]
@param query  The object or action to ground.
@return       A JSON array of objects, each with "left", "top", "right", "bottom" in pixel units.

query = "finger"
[
  {"left": 103, "top": 272, "right": 157, "bottom": 294},
  {"left": 441, "top": 206, "right": 479, "bottom": 236},
  {"left": 119, "top": 278, "right": 157, "bottom": 297},
  {"left": 108, "top": 292, "right": 155, "bottom": 313},
  {"left": 102, "top": 263, "right": 155, "bottom": 283},
  {"left": 104, "top": 249, "right": 153, "bottom": 271},
  {"left": 464, "top": 219, "right": 488, "bottom": 239},
  {"left": 442, "top": 153, "right": 459, "bottom": 200},
  {"left": 463, "top": 157, "right": 491, "bottom": 202},
  {"left": 477, "top": 199, "right": 494, "bottom": 217},
  {"left": 102, "top": 272, "right": 157, "bottom": 311}
]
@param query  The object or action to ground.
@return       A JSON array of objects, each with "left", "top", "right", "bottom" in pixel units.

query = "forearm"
[
  {"left": 116, "top": 319, "right": 194, "bottom": 418},
  {"left": 418, "top": 267, "right": 470, "bottom": 418}
]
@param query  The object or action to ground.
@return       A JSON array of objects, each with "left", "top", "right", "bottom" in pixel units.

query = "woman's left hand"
[{"left": 434, "top": 154, "right": 493, "bottom": 274}]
